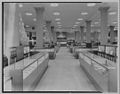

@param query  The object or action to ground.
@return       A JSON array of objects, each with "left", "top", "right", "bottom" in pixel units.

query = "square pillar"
[
  {"left": 34, "top": 7, "right": 45, "bottom": 49},
  {"left": 46, "top": 21, "right": 53, "bottom": 43},
  {"left": 109, "top": 25, "right": 115, "bottom": 43},
  {"left": 80, "top": 26, "right": 84, "bottom": 43},
  {"left": 99, "top": 7, "right": 109, "bottom": 45},
  {"left": 51, "top": 26, "right": 56, "bottom": 43},
  {"left": 85, "top": 20, "right": 92, "bottom": 43}
]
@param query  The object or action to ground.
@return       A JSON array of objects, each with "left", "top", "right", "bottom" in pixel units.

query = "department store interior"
[{"left": 3, "top": 1, "right": 119, "bottom": 93}]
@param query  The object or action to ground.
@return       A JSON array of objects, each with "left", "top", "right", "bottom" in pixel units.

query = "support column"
[
  {"left": 46, "top": 21, "right": 53, "bottom": 43},
  {"left": 34, "top": 7, "right": 45, "bottom": 49},
  {"left": 51, "top": 26, "right": 56, "bottom": 43},
  {"left": 80, "top": 26, "right": 84, "bottom": 43},
  {"left": 85, "top": 20, "right": 92, "bottom": 43},
  {"left": 5, "top": 3, "right": 21, "bottom": 65},
  {"left": 75, "top": 31, "right": 80, "bottom": 43},
  {"left": 109, "top": 25, "right": 115, "bottom": 43},
  {"left": 99, "top": 7, "right": 109, "bottom": 45},
  {"left": 94, "top": 31, "right": 99, "bottom": 42}
]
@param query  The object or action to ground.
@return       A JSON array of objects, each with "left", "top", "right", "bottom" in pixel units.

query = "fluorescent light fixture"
[
  {"left": 109, "top": 12, "right": 116, "bottom": 15},
  {"left": 43, "top": 24, "right": 46, "bottom": 27},
  {"left": 19, "top": 4, "right": 23, "bottom": 7},
  {"left": 75, "top": 22, "right": 80, "bottom": 24},
  {"left": 58, "top": 24, "right": 62, "bottom": 26},
  {"left": 78, "top": 18, "right": 83, "bottom": 20},
  {"left": 74, "top": 25, "right": 78, "bottom": 27},
  {"left": 53, "top": 12, "right": 60, "bottom": 15},
  {"left": 113, "top": 21, "right": 117, "bottom": 24},
  {"left": 43, "top": 29, "right": 47, "bottom": 31},
  {"left": 94, "top": 22, "right": 99, "bottom": 24},
  {"left": 25, "top": 25, "right": 29, "bottom": 27},
  {"left": 57, "top": 22, "right": 61, "bottom": 24},
  {"left": 25, "top": 12, "right": 32, "bottom": 16},
  {"left": 81, "top": 12, "right": 88, "bottom": 15},
  {"left": 55, "top": 18, "right": 61, "bottom": 21},
  {"left": 72, "top": 27, "right": 75, "bottom": 29},
  {"left": 50, "top": 3, "right": 59, "bottom": 7},
  {"left": 33, "top": 18, "right": 36, "bottom": 21},
  {"left": 87, "top": 3, "right": 96, "bottom": 7}
]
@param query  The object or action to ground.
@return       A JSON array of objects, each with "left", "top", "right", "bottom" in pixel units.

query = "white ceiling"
[{"left": 16, "top": 2, "right": 118, "bottom": 32}]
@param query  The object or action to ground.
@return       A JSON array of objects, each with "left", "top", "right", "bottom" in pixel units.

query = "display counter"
[
  {"left": 4, "top": 52, "right": 49, "bottom": 91},
  {"left": 79, "top": 52, "right": 117, "bottom": 92},
  {"left": 91, "top": 45, "right": 117, "bottom": 62},
  {"left": 31, "top": 48, "right": 56, "bottom": 59},
  {"left": 73, "top": 47, "right": 98, "bottom": 59},
  {"left": 55, "top": 45, "right": 60, "bottom": 53}
]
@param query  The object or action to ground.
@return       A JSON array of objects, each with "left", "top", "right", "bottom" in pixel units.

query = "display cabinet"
[
  {"left": 10, "top": 47, "right": 17, "bottom": 65},
  {"left": 32, "top": 48, "right": 56, "bottom": 59},
  {"left": 4, "top": 52, "right": 49, "bottom": 91},
  {"left": 24, "top": 45, "right": 30, "bottom": 58},
  {"left": 97, "top": 45, "right": 117, "bottom": 62},
  {"left": 79, "top": 52, "right": 117, "bottom": 92}
]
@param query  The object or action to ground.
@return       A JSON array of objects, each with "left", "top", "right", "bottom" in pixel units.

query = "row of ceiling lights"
[{"left": 18, "top": 3, "right": 117, "bottom": 29}]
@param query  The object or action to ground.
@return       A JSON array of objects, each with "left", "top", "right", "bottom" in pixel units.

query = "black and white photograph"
[{"left": 1, "top": 0, "right": 119, "bottom": 93}]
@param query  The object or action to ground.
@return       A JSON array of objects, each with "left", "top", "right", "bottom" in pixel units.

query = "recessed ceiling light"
[
  {"left": 113, "top": 21, "right": 117, "bottom": 24},
  {"left": 81, "top": 12, "right": 88, "bottom": 15},
  {"left": 33, "top": 18, "right": 36, "bottom": 21},
  {"left": 74, "top": 25, "right": 78, "bottom": 27},
  {"left": 25, "top": 25, "right": 30, "bottom": 27},
  {"left": 58, "top": 24, "right": 62, "bottom": 26},
  {"left": 75, "top": 22, "right": 80, "bottom": 24},
  {"left": 97, "top": 30, "right": 101, "bottom": 32},
  {"left": 19, "top": 4, "right": 23, "bottom": 8},
  {"left": 55, "top": 18, "right": 61, "bottom": 21},
  {"left": 78, "top": 18, "right": 83, "bottom": 21},
  {"left": 94, "top": 22, "right": 99, "bottom": 24},
  {"left": 109, "top": 12, "right": 116, "bottom": 15},
  {"left": 57, "top": 22, "right": 61, "bottom": 24},
  {"left": 43, "top": 29, "right": 47, "bottom": 32},
  {"left": 53, "top": 12, "right": 60, "bottom": 15},
  {"left": 72, "top": 27, "right": 76, "bottom": 29},
  {"left": 50, "top": 3, "right": 59, "bottom": 7},
  {"left": 25, "top": 12, "right": 32, "bottom": 16},
  {"left": 87, "top": 3, "right": 96, "bottom": 7}
]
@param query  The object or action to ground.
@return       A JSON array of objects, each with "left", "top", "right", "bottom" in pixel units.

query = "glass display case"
[
  {"left": 3, "top": 52, "right": 49, "bottom": 91},
  {"left": 97, "top": 45, "right": 117, "bottom": 62},
  {"left": 105, "top": 46, "right": 117, "bottom": 56},
  {"left": 16, "top": 46, "right": 24, "bottom": 62},
  {"left": 98, "top": 45, "right": 105, "bottom": 52},
  {"left": 10, "top": 47, "right": 17, "bottom": 65},
  {"left": 24, "top": 45, "right": 30, "bottom": 57},
  {"left": 33, "top": 48, "right": 56, "bottom": 59},
  {"left": 79, "top": 52, "right": 117, "bottom": 92}
]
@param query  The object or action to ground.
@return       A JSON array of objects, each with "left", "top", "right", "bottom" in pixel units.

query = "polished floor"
[{"left": 35, "top": 47, "right": 95, "bottom": 91}]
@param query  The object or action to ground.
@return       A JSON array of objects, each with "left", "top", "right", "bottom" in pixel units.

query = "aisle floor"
[{"left": 35, "top": 47, "right": 95, "bottom": 91}]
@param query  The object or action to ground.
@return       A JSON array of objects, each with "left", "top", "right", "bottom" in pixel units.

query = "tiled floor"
[{"left": 35, "top": 47, "right": 95, "bottom": 91}]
